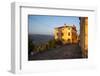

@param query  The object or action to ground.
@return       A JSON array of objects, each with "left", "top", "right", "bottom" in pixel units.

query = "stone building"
[
  {"left": 79, "top": 17, "right": 88, "bottom": 58},
  {"left": 54, "top": 24, "right": 78, "bottom": 44}
]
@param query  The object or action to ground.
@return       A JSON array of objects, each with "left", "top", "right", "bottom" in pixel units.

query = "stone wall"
[{"left": 79, "top": 17, "right": 88, "bottom": 58}]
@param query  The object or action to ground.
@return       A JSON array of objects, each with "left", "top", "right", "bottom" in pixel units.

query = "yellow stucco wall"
[
  {"left": 54, "top": 25, "right": 78, "bottom": 44},
  {"left": 62, "top": 27, "right": 72, "bottom": 44},
  {"left": 54, "top": 28, "right": 58, "bottom": 40}
]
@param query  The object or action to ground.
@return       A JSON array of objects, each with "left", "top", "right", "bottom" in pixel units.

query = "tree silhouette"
[{"left": 28, "top": 38, "right": 34, "bottom": 55}]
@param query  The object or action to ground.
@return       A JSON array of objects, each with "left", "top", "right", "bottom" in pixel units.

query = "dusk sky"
[{"left": 28, "top": 15, "right": 80, "bottom": 35}]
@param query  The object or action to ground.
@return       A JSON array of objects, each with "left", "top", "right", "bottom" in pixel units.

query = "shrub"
[
  {"left": 28, "top": 38, "right": 34, "bottom": 55},
  {"left": 48, "top": 39, "right": 56, "bottom": 48},
  {"left": 55, "top": 39, "right": 63, "bottom": 45}
]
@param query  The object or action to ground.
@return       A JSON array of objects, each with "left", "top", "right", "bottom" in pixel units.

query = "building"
[
  {"left": 54, "top": 24, "right": 78, "bottom": 44},
  {"left": 79, "top": 17, "right": 88, "bottom": 58}
]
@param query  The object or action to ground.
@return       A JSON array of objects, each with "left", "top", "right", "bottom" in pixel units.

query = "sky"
[{"left": 28, "top": 15, "right": 80, "bottom": 35}]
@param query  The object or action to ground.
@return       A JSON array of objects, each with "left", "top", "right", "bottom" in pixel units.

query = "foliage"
[
  {"left": 48, "top": 39, "right": 56, "bottom": 48},
  {"left": 28, "top": 38, "right": 60, "bottom": 55},
  {"left": 28, "top": 38, "right": 34, "bottom": 55}
]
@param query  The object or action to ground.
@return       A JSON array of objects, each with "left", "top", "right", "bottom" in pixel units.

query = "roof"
[
  {"left": 55, "top": 24, "right": 76, "bottom": 29},
  {"left": 55, "top": 24, "right": 77, "bottom": 31}
]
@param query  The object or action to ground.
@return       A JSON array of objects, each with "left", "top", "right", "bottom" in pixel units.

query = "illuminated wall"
[
  {"left": 54, "top": 24, "right": 78, "bottom": 44},
  {"left": 79, "top": 17, "right": 88, "bottom": 58}
]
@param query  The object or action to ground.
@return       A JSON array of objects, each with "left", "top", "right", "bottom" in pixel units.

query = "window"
[
  {"left": 67, "top": 39, "right": 71, "bottom": 43},
  {"left": 57, "top": 33, "right": 58, "bottom": 36},
  {"left": 68, "top": 32, "right": 70, "bottom": 36},
  {"left": 57, "top": 32, "right": 63, "bottom": 36},
  {"left": 61, "top": 32, "right": 63, "bottom": 36}
]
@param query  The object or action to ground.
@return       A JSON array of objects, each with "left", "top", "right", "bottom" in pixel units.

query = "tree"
[
  {"left": 28, "top": 38, "right": 34, "bottom": 55},
  {"left": 48, "top": 39, "right": 56, "bottom": 48}
]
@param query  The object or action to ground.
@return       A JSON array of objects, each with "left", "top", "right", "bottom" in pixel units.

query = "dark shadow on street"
[{"left": 29, "top": 44, "right": 83, "bottom": 60}]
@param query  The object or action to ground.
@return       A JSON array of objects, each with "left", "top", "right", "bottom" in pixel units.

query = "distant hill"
[{"left": 28, "top": 34, "right": 54, "bottom": 45}]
